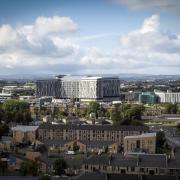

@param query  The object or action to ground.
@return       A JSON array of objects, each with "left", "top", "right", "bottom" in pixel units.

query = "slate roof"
[
  {"left": 79, "top": 140, "right": 117, "bottom": 148},
  {"left": 111, "top": 156, "right": 137, "bottom": 167},
  {"left": 11, "top": 125, "right": 39, "bottom": 132},
  {"left": 84, "top": 154, "right": 167, "bottom": 168},
  {"left": 168, "top": 157, "right": 180, "bottom": 169},
  {"left": 38, "top": 123, "right": 149, "bottom": 131},
  {"left": 39, "top": 156, "right": 84, "bottom": 169},
  {"left": 138, "top": 154, "right": 167, "bottom": 168},
  {"left": 41, "top": 139, "right": 70, "bottom": 146},
  {"left": 124, "top": 133, "right": 156, "bottom": 139},
  {"left": 74, "top": 173, "right": 177, "bottom": 180}
]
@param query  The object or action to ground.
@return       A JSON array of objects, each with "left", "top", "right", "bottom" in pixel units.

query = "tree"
[
  {"left": 111, "top": 104, "right": 144, "bottom": 125},
  {"left": 110, "top": 109, "right": 121, "bottom": 124},
  {"left": 2, "top": 100, "right": 29, "bottom": 112},
  {"left": 0, "top": 124, "right": 9, "bottom": 139},
  {"left": 1, "top": 100, "right": 32, "bottom": 125},
  {"left": 20, "top": 160, "right": 39, "bottom": 176},
  {"left": 87, "top": 101, "right": 100, "bottom": 116},
  {"left": 0, "top": 158, "right": 7, "bottom": 175},
  {"left": 164, "top": 103, "right": 177, "bottom": 114},
  {"left": 176, "top": 123, "right": 180, "bottom": 135},
  {"left": 23, "top": 111, "right": 33, "bottom": 125},
  {"left": 53, "top": 158, "right": 67, "bottom": 176},
  {"left": 14, "top": 111, "right": 24, "bottom": 123},
  {"left": 156, "top": 131, "right": 166, "bottom": 149}
]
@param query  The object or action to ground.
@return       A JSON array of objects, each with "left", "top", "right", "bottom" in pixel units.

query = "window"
[{"left": 131, "top": 167, "right": 135, "bottom": 172}]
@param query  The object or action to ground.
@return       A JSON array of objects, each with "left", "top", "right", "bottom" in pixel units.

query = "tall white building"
[
  {"left": 36, "top": 75, "right": 120, "bottom": 102},
  {"left": 61, "top": 76, "right": 80, "bottom": 99},
  {"left": 154, "top": 90, "right": 180, "bottom": 103},
  {"left": 79, "top": 76, "right": 120, "bottom": 102}
]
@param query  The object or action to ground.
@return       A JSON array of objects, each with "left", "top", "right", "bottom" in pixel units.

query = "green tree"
[
  {"left": 1, "top": 100, "right": 32, "bottom": 125},
  {"left": 110, "top": 109, "right": 121, "bottom": 124},
  {"left": 111, "top": 104, "right": 144, "bottom": 125},
  {"left": 156, "top": 131, "right": 166, "bottom": 149},
  {"left": 164, "top": 103, "right": 177, "bottom": 114},
  {"left": 14, "top": 111, "right": 24, "bottom": 123},
  {"left": 23, "top": 111, "right": 33, "bottom": 125},
  {"left": 2, "top": 100, "right": 29, "bottom": 112},
  {"left": 87, "top": 101, "right": 100, "bottom": 115},
  {"left": 53, "top": 158, "right": 67, "bottom": 176},
  {"left": 176, "top": 123, "right": 180, "bottom": 135},
  {"left": 0, "top": 158, "right": 7, "bottom": 175},
  {"left": 20, "top": 160, "right": 39, "bottom": 176},
  {"left": 0, "top": 124, "right": 9, "bottom": 139}
]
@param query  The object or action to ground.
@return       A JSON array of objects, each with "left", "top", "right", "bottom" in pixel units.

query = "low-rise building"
[
  {"left": 82, "top": 154, "right": 169, "bottom": 176},
  {"left": 0, "top": 136, "right": 12, "bottom": 152},
  {"left": 124, "top": 133, "right": 156, "bottom": 154},
  {"left": 38, "top": 123, "right": 149, "bottom": 148},
  {"left": 42, "top": 139, "right": 119, "bottom": 156},
  {"left": 12, "top": 125, "right": 39, "bottom": 144},
  {"left": 0, "top": 93, "right": 16, "bottom": 102}
]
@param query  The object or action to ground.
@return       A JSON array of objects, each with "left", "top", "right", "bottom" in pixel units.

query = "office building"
[
  {"left": 36, "top": 75, "right": 120, "bottom": 102},
  {"left": 79, "top": 76, "right": 120, "bottom": 101},
  {"left": 61, "top": 76, "right": 80, "bottom": 99},
  {"left": 36, "top": 79, "right": 61, "bottom": 98},
  {"left": 139, "top": 92, "right": 159, "bottom": 104},
  {"left": 155, "top": 90, "right": 180, "bottom": 103}
]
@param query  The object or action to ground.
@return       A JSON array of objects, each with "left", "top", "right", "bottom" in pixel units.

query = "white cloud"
[
  {"left": 114, "top": 0, "right": 180, "bottom": 11},
  {"left": 0, "top": 25, "right": 18, "bottom": 47},
  {"left": 79, "top": 14, "right": 180, "bottom": 74},
  {"left": 0, "top": 14, "right": 180, "bottom": 75},
  {"left": 34, "top": 16, "right": 77, "bottom": 36},
  {"left": 0, "top": 15, "right": 79, "bottom": 73}
]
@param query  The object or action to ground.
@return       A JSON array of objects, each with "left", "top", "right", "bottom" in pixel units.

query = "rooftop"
[
  {"left": 84, "top": 154, "right": 167, "bottom": 168},
  {"left": 39, "top": 123, "right": 149, "bottom": 131},
  {"left": 11, "top": 125, "right": 39, "bottom": 132},
  {"left": 124, "top": 133, "right": 156, "bottom": 139}
]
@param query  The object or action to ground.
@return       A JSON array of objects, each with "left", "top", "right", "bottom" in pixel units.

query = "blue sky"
[{"left": 0, "top": 0, "right": 180, "bottom": 75}]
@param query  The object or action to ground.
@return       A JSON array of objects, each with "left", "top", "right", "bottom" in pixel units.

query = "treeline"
[
  {"left": 109, "top": 104, "right": 144, "bottom": 125},
  {"left": 0, "top": 99, "right": 32, "bottom": 125},
  {"left": 79, "top": 102, "right": 145, "bottom": 125}
]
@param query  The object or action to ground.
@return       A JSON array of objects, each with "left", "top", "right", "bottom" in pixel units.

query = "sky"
[{"left": 0, "top": 0, "right": 180, "bottom": 75}]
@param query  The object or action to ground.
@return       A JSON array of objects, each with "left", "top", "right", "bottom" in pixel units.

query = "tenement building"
[
  {"left": 37, "top": 123, "right": 149, "bottom": 153},
  {"left": 36, "top": 75, "right": 120, "bottom": 102},
  {"left": 12, "top": 125, "right": 39, "bottom": 144},
  {"left": 124, "top": 133, "right": 156, "bottom": 154}
]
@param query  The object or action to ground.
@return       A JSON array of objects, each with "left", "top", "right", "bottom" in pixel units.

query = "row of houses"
[
  {"left": 2, "top": 151, "right": 180, "bottom": 177},
  {"left": 10, "top": 123, "right": 156, "bottom": 154}
]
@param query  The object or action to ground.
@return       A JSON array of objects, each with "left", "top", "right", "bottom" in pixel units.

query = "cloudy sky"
[{"left": 0, "top": 0, "right": 180, "bottom": 75}]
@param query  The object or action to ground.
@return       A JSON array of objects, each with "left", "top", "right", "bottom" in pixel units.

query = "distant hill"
[{"left": 0, "top": 73, "right": 180, "bottom": 81}]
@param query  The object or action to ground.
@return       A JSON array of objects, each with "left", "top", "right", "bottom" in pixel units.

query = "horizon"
[{"left": 0, "top": 0, "right": 180, "bottom": 75}]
